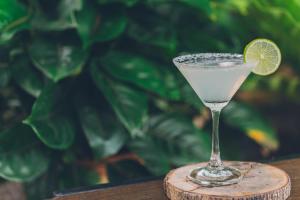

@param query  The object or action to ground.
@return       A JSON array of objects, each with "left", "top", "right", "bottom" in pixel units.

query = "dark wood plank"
[
  {"left": 53, "top": 158, "right": 300, "bottom": 200},
  {"left": 53, "top": 180, "right": 167, "bottom": 200},
  {"left": 272, "top": 158, "right": 300, "bottom": 200}
]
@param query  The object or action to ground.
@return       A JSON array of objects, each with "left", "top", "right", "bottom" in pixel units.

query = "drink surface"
[{"left": 178, "top": 61, "right": 252, "bottom": 107}]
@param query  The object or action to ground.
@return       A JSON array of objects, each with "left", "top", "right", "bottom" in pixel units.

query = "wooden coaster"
[{"left": 164, "top": 161, "right": 291, "bottom": 200}]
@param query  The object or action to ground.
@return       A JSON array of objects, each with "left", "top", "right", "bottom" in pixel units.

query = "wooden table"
[{"left": 52, "top": 158, "right": 300, "bottom": 200}]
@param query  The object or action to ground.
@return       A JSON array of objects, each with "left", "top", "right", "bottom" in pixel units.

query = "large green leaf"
[
  {"left": 89, "top": 8, "right": 127, "bottom": 43},
  {"left": 55, "top": 164, "right": 99, "bottom": 190},
  {"left": 24, "top": 83, "right": 76, "bottom": 149},
  {"left": 25, "top": 163, "right": 98, "bottom": 200},
  {"left": 0, "top": 124, "right": 49, "bottom": 182},
  {"left": 97, "top": 0, "right": 139, "bottom": 7},
  {"left": 28, "top": 34, "right": 87, "bottom": 82},
  {"left": 27, "top": 165, "right": 59, "bottom": 199},
  {"left": 11, "top": 51, "right": 43, "bottom": 97},
  {"left": 130, "top": 114, "right": 210, "bottom": 175},
  {"left": 75, "top": 3, "right": 127, "bottom": 48},
  {"left": 0, "top": 64, "right": 10, "bottom": 88},
  {"left": 74, "top": 0, "right": 97, "bottom": 48},
  {"left": 180, "top": 83, "right": 204, "bottom": 110},
  {"left": 100, "top": 50, "right": 181, "bottom": 100},
  {"left": 127, "top": 9, "right": 177, "bottom": 54},
  {"left": 223, "top": 102, "right": 279, "bottom": 151},
  {"left": 75, "top": 97, "right": 128, "bottom": 159},
  {"left": 145, "top": 0, "right": 211, "bottom": 14},
  {"left": 180, "top": 0, "right": 211, "bottom": 14},
  {"left": 90, "top": 63, "right": 148, "bottom": 137},
  {"left": 59, "top": 0, "right": 83, "bottom": 17},
  {"left": 30, "top": 0, "right": 82, "bottom": 31},
  {"left": 0, "top": 0, "right": 31, "bottom": 43},
  {"left": 178, "top": 25, "right": 229, "bottom": 53}
]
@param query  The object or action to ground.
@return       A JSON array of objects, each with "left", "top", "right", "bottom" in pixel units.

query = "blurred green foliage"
[{"left": 1, "top": 0, "right": 299, "bottom": 199}]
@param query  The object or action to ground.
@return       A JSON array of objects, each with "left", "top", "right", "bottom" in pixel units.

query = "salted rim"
[{"left": 173, "top": 53, "right": 255, "bottom": 70}]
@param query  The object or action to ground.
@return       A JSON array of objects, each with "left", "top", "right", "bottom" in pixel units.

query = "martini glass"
[{"left": 173, "top": 53, "right": 255, "bottom": 187}]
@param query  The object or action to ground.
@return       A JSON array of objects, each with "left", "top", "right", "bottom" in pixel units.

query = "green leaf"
[
  {"left": 130, "top": 114, "right": 210, "bottom": 175},
  {"left": 223, "top": 101, "right": 279, "bottom": 151},
  {"left": 75, "top": 97, "right": 128, "bottom": 159},
  {"left": 240, "top": 73, "right": 262, "bottom": 91},
  {"left": 174, "top": 5, "right": 229, "bottom": 52},
  {"left": 130, "top": 135, "right": 170, "bottom": 175},
  {"left": 11, "top": 51, "right": 43, "bottom": 97},
  {"left": 57, "top": 164, "right": 99, "bottom": 189},
  {"left": 28, "top": 34, "right": 88, "bottom": 82},
  {"left": 25, "top": 163, "right": 98, "bottom": 200},
  {"left": 180, "top": 83, "right": 204, "bottom": 110},
  {"left": 90, "top": 63, "right": 148, "bottom": 137},
  {"left": 75, "top": 4, "right": 127, "bottom": 48},
  {"left": 59, "top": 0, "right": 83, "bottom": 17},
  {"left": 145, "top": 0, "right": 211, "bottom": 14},
  {"left": 0, "top": 0, "right": 31, "bottom": 43},
  {"left": 30, "top": 16, "right": 74, "bottom": 31},
  {"left": 0, "top": 124, "right": 49, "bottom": 182},
  {"left": 30, "top": 0, "right": 82, "bottom": 31},
  {"left": 0, "top": 65, "right": 10, "bottom": 88},
  {"left": 100, "top": 50, "right": 181, "bottom": 100},
  {"left": 127, "top": 24, "right": 177, "bottom": 54},
  {"left": 93, "top": 8, "right": 127, "bottom": 43},
  {"left": 180, "top": 0, "right": 211, "bottom": 14},
  {"left": 127, "top": 11, "right": 177, "bottom": 54},
  {"left": 24, "top": 83, "right": 76, "bottom": 150},
  {"left": 97, "top": 0, "right": 139, "bottom": 7},
  {"left": 74, "top": 0, "right": 97, "bottom": 48},
  {"left": 25, "top": 166, "right": 58, "bottom": 199}
]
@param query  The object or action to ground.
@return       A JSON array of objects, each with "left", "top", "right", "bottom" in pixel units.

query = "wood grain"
[
  {"left": 52, "top": 158, "right": 300, "bottom": 200},
  {"left": 164, "top": 161, "right": 291, "bottom": 200}
]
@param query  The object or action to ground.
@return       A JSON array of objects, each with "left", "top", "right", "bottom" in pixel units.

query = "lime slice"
[{"left": 244, "top": 38, "right": 281, "bottom": 75}]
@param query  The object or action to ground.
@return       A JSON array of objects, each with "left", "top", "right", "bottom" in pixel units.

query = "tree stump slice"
[{"left": 164, "top": 161, "right": 291, "bottom": 200}]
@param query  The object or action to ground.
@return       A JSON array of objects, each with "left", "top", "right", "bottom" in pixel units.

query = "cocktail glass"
[{"left": 173, "top": 53, "right": 256, "bottom": 187}]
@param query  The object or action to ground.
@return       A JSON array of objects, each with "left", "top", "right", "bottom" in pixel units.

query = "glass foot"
[{"left": 188, "top": 165, "right": 243, "bottom": 187}]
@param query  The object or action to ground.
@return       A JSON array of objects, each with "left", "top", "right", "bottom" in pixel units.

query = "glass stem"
[{"left": 209, "top": 108, "right": 223, "bottom": 169}]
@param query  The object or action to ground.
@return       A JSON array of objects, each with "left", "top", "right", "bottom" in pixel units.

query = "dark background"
[{"left": 0, "top": 0, "right": 300, "bottom": 199}]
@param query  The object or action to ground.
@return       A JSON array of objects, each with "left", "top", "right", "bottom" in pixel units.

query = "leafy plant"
[{"left": 3, "top": 0, "right": 299, "bottom": 199}]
